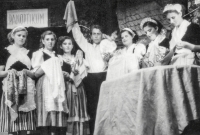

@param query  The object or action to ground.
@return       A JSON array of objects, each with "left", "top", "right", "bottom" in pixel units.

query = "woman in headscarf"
[
  {"left": 163, "top": 3, "right": 200, "bottom": 65},
  {"left": 0, "top": 26, "right": 36, "bottom": 135},
  {"left": 140, "top": 17, "right": 172, "bottom": 68},
  {"left": 31, "top": 31, "right": 68, "bottom": 135},
  {"left": 106, "top": 28, "right": 146, "bottom": 80},
  {"left": 57, "top": 36, "right": 90, "bottom": 135}
]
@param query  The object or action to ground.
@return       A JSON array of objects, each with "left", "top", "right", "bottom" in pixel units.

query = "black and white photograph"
[{"left": 0, "top": 0, "right": 200, "bottom": 135}]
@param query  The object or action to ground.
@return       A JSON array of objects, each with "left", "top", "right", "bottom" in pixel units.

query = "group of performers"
[
  {"left": 0, "top": 3, "right": 200, "bottom": 135},
  {"left": 107, "top": 3, "right": 200, "bottom": 79},
  {"left": 0, "top": 27, "right": 90, "bottom": 135}
]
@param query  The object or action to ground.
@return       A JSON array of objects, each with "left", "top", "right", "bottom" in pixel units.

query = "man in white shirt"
[{"left": 72, "top": 23, "right": 108, "bottom": 134}]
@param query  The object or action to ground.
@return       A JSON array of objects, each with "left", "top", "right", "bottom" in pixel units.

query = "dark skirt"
[
  {"left": 82, "top": 72, "right": 107, "bottom": 134},
  {"left": 66, "top": 82, "right": 90, "bottom": 122},
  {"left": 65, "top": 81, "right": 90, "bottom": 135}
]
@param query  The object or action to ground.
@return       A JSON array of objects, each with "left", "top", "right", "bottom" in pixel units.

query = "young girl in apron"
[{"left": 0, "top": 26, "right": 36, "bottom": 135}]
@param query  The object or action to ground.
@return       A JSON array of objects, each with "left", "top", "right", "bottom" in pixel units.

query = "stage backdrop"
[{"left": 116, "top": 1, "right": 173, "bottom": 36}]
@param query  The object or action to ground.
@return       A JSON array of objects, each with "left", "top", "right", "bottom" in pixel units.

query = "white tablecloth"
[{"left": 94, "top": 65, "right": 200, "bottom": 135}]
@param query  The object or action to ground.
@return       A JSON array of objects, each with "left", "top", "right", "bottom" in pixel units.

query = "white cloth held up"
[{"left": 41, "top": 57, "right": 66, "bottom": 111}]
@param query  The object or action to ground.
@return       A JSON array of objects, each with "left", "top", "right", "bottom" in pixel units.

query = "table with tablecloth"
[{"left": 94, "top": 65, "right": 200, "bottom": 135}]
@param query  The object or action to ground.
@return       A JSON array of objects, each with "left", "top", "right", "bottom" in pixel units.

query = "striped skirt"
[
  {"left": 0, "top": 93, "right": 36, "bottom": 133},
  {"left": 66, "top": 82, "right": 90, "bottom": 135},
  {"left": 66, "top": 82, "right": 90, "bottom": 122},
  {"left": 66, "top": 122, "right": 90, "bottom": 135}
]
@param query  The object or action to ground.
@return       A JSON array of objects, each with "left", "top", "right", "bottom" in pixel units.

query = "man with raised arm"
[
  {"left": 64, "top": 1, "right": 110, "bottom": 133},
  {"left": 72, "top": 23, "right": 108, "bottom": 134}
]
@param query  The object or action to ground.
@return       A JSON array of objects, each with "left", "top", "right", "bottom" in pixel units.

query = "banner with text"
[{"left": 7, "top": 9, "right": 48, "bottom": 29}]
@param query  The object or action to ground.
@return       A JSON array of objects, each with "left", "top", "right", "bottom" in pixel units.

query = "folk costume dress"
[
  {"left": 142, "top": 30, "right": 171, "bottom": 68},
  {"left": 58, "top": 54, "right": 90, "bottom": 135},
  {"left": 170, "top": 20, "right": 200, "bottom": 65},
  {"left": 31, "top": 48, "right": 68, "bottom": 127},
  {"left": 0, "top": 44, "right": 36, "bottom": 133},
  {"left": 106, "top": 43, "right": 146, "bottom": 80}
]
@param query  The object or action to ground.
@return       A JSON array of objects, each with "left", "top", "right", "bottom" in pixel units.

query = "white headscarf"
[{"left": 163, "top": 4, "right": 182, "bottom": 14}]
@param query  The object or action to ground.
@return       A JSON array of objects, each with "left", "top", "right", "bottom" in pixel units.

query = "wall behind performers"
[
  {"left": 0, "top": 0, "right": 118, "bottom": 51},
  {"left": 0, "top": 1, "right": 68, "bottom": 51}
]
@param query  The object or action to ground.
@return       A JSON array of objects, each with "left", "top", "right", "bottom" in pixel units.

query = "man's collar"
[{"left": 92, "top": 43, "right": 100, "bottom": 47}]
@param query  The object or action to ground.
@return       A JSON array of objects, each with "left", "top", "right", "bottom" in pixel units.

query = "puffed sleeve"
[
  {"left": 99, "top": 39, "right": 107, "bottom": 58},
  {"left": 31, "top": 49, "right": 44, "bottom": 72},
  {"left": 100, "top": 39, "right": 117, "bottom": 57},
  {"left": 134, "top": 43, "right": 146, "bottom": 60}
]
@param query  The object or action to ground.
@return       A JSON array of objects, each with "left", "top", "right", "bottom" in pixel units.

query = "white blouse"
[
  {"left": 106, "top": 43, "right": 146, "bottom": 80},
  {"left": 72, "top": 24, "right": 106, "bottom": 73}
]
